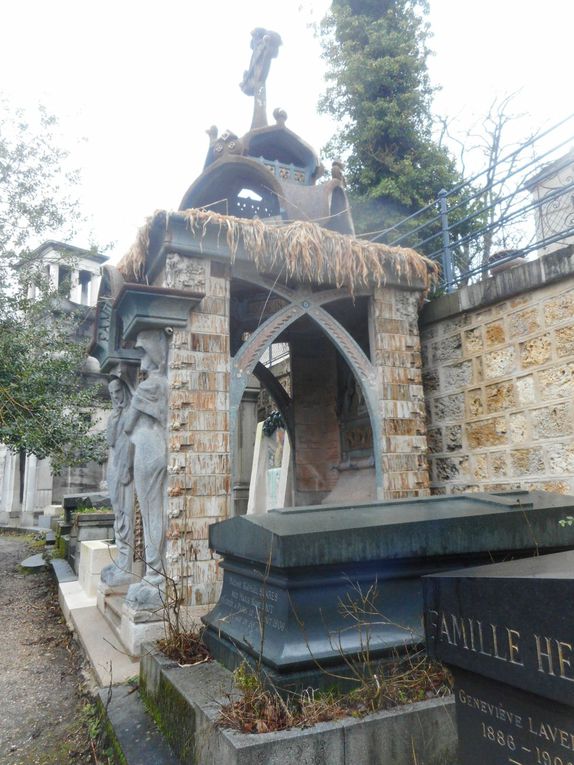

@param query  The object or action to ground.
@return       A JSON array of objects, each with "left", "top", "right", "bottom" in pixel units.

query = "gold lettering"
[
  {"left": 556, "top": 640, "right": 574, "bottom": 682},
  {"left": 507, "top": 628, "right": 524, "bottom": 666},
  {"left": 491, "top": 623, "right": 508, "bottom": 662},
  {"left": 425, "top": 609, "right": 439, "bottom": 637},
  {"left": 477, "top": 621, "right": 491, "bottom": 657},
  {"left": 440, "top": 613, "right": 453, "bottom": 645},
  {"left": 451, "top": 614, "right": 468, "bottom": 649},
  {"left": 535, "top": 635, "right": 555, "bottom": 676},
  {"left": 468, "top": 618, "right": 478, "bottom": 652}
]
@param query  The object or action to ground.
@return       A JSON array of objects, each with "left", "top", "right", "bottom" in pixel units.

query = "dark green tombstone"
[
  {"left": 203, "top": 491, "right": 574, "bottom": 690},
  {"left": 424, "top": 550, "right": 574, "bottom": 765}
]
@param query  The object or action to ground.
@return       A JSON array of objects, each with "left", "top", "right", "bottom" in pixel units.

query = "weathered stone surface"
[
  {"left": 509, "top": 412, "right": 529, "bottom": 443},
  {"left": 489, "top": 452, "right": 507, "bottom": 477},
  {"left": 433, "top": 393, "right": 464, "bottom": 422},
  {"left": 471, "top": 454, "right": 488, "bottom": 481},
  {"left": 432, "top": 334, "right": 462, "bottom": 364},
  {"left": 510, "top": 448, "right": 545, "bottom": 476},
  {"left": 547, "top": 443, "right": 574, "bottom": 474},
  {"left": 434, "top": 456, "right": 469, "bottom": 481},
  {"left": 466, "top": 390, "right": 483, "bottom": 417},
  {"left": 444, "top": 425, "right": 463, "bottom": 452},
  {"left": 442, "top": 361, "right": 473, "bottom": 391},
  {"left": 515, "top": 375, "right": 536, "bottom": 404},
  {"left": 464, "top": 327, "right": 483, "bottom": 354},
  {"left": 483, "top": 347, "right": 514, "bottom": 379},
  {"left": 427, "top": 428, "right": 442, "bottom": 454},
  {"left": 466, "top": 418, "right": 507, "bottom": 449},
  {"left": 519, "top": 334, "right": 552, "bottom": 368},
  {"left": 543, "top": 289, "right": 574, "bottom": 325},
  {"left": 485, "top": 381, "right": 515, "bottom": 413},
  {"left": 532, "top": 403, "right": 573, "bottom": 439},
  {"left": 537, "top": 364, "right": 574, "bottom": 398},
  {"left": 508, "top": 307, "right": 540, "bottom": 337},
  {"left": 422, "top": 369, "right": 440, "bottom": 392},
  {"left": 555, "top": 325, "right": 574, "bottom": 358},
  {"left": 484, "top": 321, "right": 506, "bottom": 347}
]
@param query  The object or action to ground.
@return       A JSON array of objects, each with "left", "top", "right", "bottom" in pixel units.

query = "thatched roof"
[{"left": 117, "top": 209, "right": 438, "bottom": 294}]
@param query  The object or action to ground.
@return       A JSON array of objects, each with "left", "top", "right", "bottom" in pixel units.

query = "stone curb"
[{"left": 138, "top": 642, "right": 458, "bottom": 765}]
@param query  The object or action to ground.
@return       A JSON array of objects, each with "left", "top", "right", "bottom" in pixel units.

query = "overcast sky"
[{"left": 2, "top": 0, "right": 573, "bottom": 260}]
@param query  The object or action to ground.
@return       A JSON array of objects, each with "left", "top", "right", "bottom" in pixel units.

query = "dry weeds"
[{"left": 117, "top": 209, "right": 438, "bottom": 295}]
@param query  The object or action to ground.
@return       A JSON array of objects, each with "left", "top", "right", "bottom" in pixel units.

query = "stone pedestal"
[{"left": 78, "top": 540, "right": 118, "bottom": 598}]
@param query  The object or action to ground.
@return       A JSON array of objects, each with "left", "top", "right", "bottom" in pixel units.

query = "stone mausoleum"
[{"left": 90, "top": 29, "right": 437, "bottom": 651}]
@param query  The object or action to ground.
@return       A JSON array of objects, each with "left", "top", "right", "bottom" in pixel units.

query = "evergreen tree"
[{"left": 319, "top": 0, "right": 462, "bottom": 242}]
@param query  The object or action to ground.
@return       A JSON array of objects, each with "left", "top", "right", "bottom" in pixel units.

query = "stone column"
[
  {"left": 370, "top": 287, "right": 430, "bottom": 499},
  {"left": 233, "top": 375, "right": 259, "bottom": 516},
  {"left": 165, "top": 255, "right": 231, "bottom": 622},
  {"left": 89, "top": 273, "right": 102, "bottom": 307},
  {"left": 70, "top": 269, "right": 82, "bottom": 303},
  {"left": 48, "top": 263, "right": 59, "bottom": 291},
  {"left": 0, "top": 449, "right": 20, "bottom": 522},
  {"left": 22, "top": 453, "right": 38, "bottom": 523}
]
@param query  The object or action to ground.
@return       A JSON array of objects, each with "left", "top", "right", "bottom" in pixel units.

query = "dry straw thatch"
[{"left": 118, "top": 209, "right": 438, "bottom": 294}]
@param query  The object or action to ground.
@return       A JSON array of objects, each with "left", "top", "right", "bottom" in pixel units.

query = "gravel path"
[{"left": 0, "top": 534, "right": 96, "bottom": 765}]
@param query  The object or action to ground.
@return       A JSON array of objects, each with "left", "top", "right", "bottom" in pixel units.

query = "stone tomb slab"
[
  {"left": 424, "top": 550, "right": 574, "bottom": 765},
  {"left": 203, "top": 491, "right": 574, "bottom": 689}
]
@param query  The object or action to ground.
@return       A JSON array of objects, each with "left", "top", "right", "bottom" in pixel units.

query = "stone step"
[
  {"left": 98, "top": 684, "right": 179, "bottom": 765},
  {"left": 20, "top": 553, "right": 47, "bottom": 572},
  {"left": 104, "top": 594, "right": 125, "bottom": 632}
]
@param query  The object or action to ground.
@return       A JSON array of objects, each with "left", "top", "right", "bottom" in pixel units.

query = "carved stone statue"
[
  {"left": 101, "top": 377, "right": 135, "bottom": 587},
  {"left": 240, "top": 28, "right": 282, "bottom": 130},
  {"left": 124, "top": 329, "right": 169, "bottom": 610}
]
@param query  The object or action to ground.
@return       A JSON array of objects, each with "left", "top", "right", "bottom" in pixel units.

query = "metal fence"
[{"left": 367, "top": 114, "right": 574, "bottom": 292}]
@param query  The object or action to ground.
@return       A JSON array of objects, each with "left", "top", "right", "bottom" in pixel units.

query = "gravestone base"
[
  {"left": 120, "top": 603, "right": 167, "bottom": 656},
  {"left": 119, "top": 602, "right": 209, "bottom": 656}
]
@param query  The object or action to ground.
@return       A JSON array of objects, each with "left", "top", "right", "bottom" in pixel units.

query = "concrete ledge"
[
  {"left": 139, "top": 643, "right": 458, "bottom": 765},
  {"left": 421, "top": 244, "right": 574, "bottom": 325}
]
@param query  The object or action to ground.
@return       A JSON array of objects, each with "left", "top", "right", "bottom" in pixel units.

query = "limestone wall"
[{"left": 421, "top": 247, "right": 574, "bottom": 495}]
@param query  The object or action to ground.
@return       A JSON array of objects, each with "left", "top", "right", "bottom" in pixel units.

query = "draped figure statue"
[
  {"left": 101, "top": 377, "right": 134, "bottom": 586},
  {"left": 124, "top": 329, "right": 169, "bottom": 610}
]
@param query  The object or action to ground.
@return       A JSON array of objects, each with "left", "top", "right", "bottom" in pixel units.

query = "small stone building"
[
  {"left": 91, "top": 97, "right": 436, "bottom": 625},
  {"left": 0, "top": 242, "right": 108, "bottom": 526}
]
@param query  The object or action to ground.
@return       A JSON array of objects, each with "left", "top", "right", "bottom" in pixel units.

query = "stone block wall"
[
  {"left": 371, "top": 287, "right": 430, "bottom": 498},
  {"left": 164, "top": 255, "right": 230, "bottom": 615},
  {"left": 421, "top": 254, "right": 574, "bottom": 495}
]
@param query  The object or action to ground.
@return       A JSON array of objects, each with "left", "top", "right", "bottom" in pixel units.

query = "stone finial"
[
  {"left": 273, "top": 107, "right": 287, "bottom": 127},
  {"left": 331, "top": 160, "right": 347, "bottom": 187},
  {"left": 206, "top": 125, "right": 218, "bottom": 146}
]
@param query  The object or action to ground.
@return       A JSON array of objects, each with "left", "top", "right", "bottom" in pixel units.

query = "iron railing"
[{"left": 366, "top": 114, "right": 574, "bottom": 292}]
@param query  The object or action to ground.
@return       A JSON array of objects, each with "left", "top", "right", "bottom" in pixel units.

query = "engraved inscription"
[
  {"left": 219, "top": 573, "right": 286, "bottom": 633},
  {"left": 456, "top": 672, "right": 574, "bottom": 765},
  {"left": 426, "top": 609, "right": 574, "bottom": 682}
]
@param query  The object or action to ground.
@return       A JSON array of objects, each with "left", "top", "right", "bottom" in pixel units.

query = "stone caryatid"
[
  {"left": 240, "top": 28, "right": 282, "bottom": 130},
  {"left": 101, "top": 377, "right": 135, "bottom": 587},
  {"left": 124, "top": 329, "right": 169, "bottom": 610}
]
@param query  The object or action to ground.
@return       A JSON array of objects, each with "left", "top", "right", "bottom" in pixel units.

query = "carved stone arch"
[{"left": 229, "top": 283, "right": 385, "bottom": 502}]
